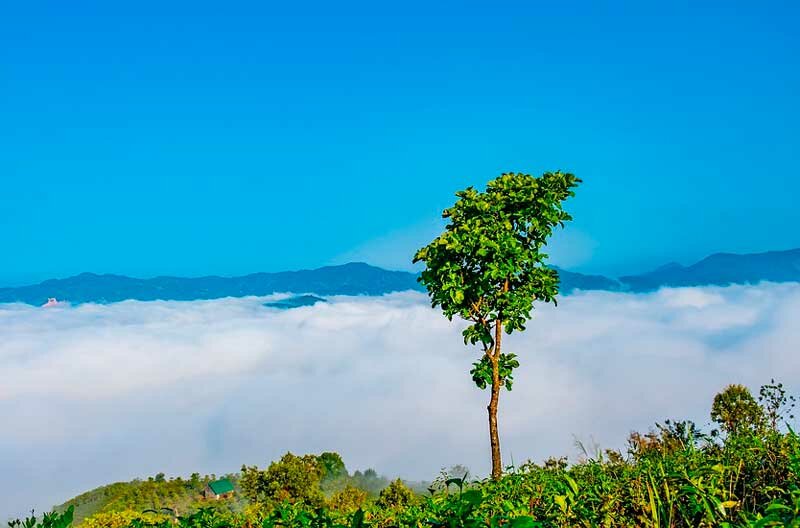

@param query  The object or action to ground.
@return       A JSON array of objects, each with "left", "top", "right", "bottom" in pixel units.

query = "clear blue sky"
[{"left": 2, "top": 1, "right": 798, "bottom": 285}]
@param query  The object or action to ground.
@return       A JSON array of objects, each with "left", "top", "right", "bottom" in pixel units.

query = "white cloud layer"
[{"left": 2, "top": 284, "right": 799, "bottom": 519}]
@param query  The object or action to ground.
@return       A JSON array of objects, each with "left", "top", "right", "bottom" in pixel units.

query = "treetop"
[{"left": 413, "top": 171, "right": 580, "bottom": 349}]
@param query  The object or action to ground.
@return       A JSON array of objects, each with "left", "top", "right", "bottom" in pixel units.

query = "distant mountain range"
[
  {"left": 618, "top": 249, "right": 800, "bottom": 291},
  {"left": 1, "top": 249, "right": 799, "bottom": 306},
  {"left": 0, "top": 263, "right": 418, "bottom": 305}
]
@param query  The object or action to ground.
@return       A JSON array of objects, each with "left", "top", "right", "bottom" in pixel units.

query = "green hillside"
[
  {"left": 54, "top": 474, "right": 244, "bottom": 524},
  {"left": 32, "top": 381, "right": 799, "bottom": 528},
  {"left": 53, "top": 456, "right": 417, "bottom": 526}
]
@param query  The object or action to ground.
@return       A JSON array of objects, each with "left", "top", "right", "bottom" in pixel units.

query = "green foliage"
[
  {"left": 81, "top": 511, "right": 170, "bottom": 528},
  {"left": 327, "top": 487, "right": 368, "bottom": 514},
  {"left": 414, "top": 171, "right": 580, "bottom": 352},
  {"left": 414, "top": 171, "right": 580, "bottom": 478},
  {"left": 712, "top": 384, "right": 764, "bottom": 435},
  {"left": 375, "top": 479, "right": 414, "bottom": 510},
  {"left": 54, "top": 474, "right": 239, "bottom": 525},
  {"left": 318, "top": 453, "right": 348, "bottom": 482},
  {"left": 8, "top": 506, "right": 74, "bottom": 528},
  {"left": 240, "top": 453, "right": 325, "bottom": 509},
  {"left": 470, "top": 353, "right": 519, "bottom": 390},
  {"left": 86, "top": 508, "right": 244, "bottom": 528},
  {"left": 627, "top": 419, "right": 708, "bottom": 459}
]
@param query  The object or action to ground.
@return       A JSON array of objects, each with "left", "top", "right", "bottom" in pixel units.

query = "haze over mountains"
[{"left": 1, "top": 249, "right": 799, "bottom": 306}]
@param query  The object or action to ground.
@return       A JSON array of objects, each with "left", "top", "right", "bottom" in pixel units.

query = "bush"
[
  {"left": 81, "top": 511, "right": 169, "bottom": 528},
  {"left": 240, "top": 453, "right": 324, "bottom": 509},
  {"left": 375, "top": 479, "right": 414, "bottom": 509},
  {"left": 327, "top": 486, "right": 368, "bottom": 513}
]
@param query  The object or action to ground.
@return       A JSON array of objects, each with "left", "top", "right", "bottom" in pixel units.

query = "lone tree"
[{"left": 414, "top": 171, "right": 580, "bottom": 479}]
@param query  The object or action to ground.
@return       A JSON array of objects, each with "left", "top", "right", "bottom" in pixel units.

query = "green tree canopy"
[
  {"left": 414, "top": 171, "right": 580, "bottom": 478},
  {"left": 240, "top": 453, "right": 324, "bottom": 508},
  {"left": 327, "top": 485, "right": 368, "bottom": 513},
  {"left": 711, "top": 384, "right": 764, "bottom": 435},
  {"left": 376, "top": 479, "right": 415, "bottom": 509},
  {"left": 317, "top": 452, "right": 348, "bottom": 481}
]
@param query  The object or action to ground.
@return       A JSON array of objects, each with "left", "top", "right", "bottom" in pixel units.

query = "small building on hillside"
[{"left": 204, "top": 478, "right": 235, "bottom": 500}]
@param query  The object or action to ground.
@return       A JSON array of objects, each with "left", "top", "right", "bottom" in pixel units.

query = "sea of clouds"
[{"left": 2, "top": 283, "right": 800, "bottom": 519}]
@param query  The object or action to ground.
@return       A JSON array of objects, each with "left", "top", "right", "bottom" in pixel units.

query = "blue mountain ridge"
[
  {"left": 619, "top": 248, "right": 800, "bottom": 291},
  {"left": 263, "top": 295, "right": 328, "bottom": 309},
  {"left": 1, "top": 248, "right": 798, "bottom": 306}
]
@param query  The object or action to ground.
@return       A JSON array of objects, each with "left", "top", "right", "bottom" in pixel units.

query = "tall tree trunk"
[{"left": 488, "top": 318, "right": 503, "bottom": 479}]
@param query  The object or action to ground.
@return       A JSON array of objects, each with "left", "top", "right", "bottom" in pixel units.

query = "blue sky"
[{"left": 2, "top": 1, "right": 798, "bottom": 285}]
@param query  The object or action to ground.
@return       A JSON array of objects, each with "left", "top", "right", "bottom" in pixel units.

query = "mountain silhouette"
[{"left": 1, "top": 248, "right": 799, "bottom": 305}]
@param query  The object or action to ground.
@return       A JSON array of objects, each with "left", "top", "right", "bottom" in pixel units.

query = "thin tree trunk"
[{"left": 488, "top": 318, "right": 503, "bottom": 479}]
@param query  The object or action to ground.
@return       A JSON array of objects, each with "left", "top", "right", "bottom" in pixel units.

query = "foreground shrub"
[
  {"left": 81, "top": 511, "right": 169, "bottom": 528},
  {"left": 375, "top": 480, "right": 415, "bottom": 510},
  {"left": 327, "top": 486, "right": 368, "bottom": 514}
]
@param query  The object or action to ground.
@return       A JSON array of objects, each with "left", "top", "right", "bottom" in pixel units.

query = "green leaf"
[
  {"left": 350, "top": 509, "right": 364, "bottom": 528},
  {"left": 461, "top": 489, "right": 483, "bottom": 507},
  {"left": 509, "top": 516, "right": 539, "bottom": 528},
  {"left": 445, "top": 477, "right": 464, "bottom": 489}
]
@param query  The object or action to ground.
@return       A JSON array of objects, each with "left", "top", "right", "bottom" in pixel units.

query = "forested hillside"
[
  {"left": 26, "top": 380, "right": 798, "bottom": 528},
  {"left": 54, "top": 455, "right": 413, "bottom": 526},
  {"left": 53, "top": 474, "right": 243, "bottom": 525}
]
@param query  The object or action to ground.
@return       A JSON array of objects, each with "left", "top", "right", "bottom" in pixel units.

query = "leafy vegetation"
[
  {"left": 414, "top": 171, "right": 581, "bottom": 478},
  {"left": 52, "top": 473, "right": 243, "bottom": 524},
  {"left": 49, "top": 456, "right": 398, "bottom": 527},
  {"left": 22, "top": 381, "right": 797, "bottom": 528},
  {"left": 9, "top": 507, "right": 74, "bottom": 528}
]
